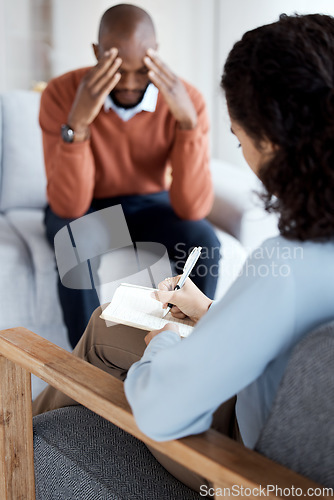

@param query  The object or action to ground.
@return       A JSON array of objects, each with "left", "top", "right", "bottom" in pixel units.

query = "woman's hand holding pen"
[
  {"left": 153, "top": 276, "right": 213, "bottom": 324},
  {"left": 146, "top": 277, "right": 212, "bottom": 346}
]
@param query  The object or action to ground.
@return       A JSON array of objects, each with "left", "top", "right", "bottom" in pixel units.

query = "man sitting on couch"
[{"left": 40, "top": 3, "right": 220, "bottom": 348}]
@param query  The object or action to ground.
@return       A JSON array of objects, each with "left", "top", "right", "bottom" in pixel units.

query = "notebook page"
[{"left": 100, "top": 284, "right": 194, "bottom": 338}]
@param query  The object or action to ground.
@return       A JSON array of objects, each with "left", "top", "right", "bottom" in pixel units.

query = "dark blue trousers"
[{"left": 45, "top": 192, "right": 221, "bottom": 348}]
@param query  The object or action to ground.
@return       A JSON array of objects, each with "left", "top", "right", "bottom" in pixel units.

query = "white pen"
[{"left": 163, "top": 246, "right": 202, "bottom": 318}]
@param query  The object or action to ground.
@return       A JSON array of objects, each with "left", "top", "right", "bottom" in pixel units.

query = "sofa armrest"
[
  {"left": 0, "top": 327, "right": 323, "bottom": 500},
  {"left": 207, "top": 195, "right": 244, "bottom": 240},
  {"left": 208, "top": 159, "right": 279, "bottom": 250}
]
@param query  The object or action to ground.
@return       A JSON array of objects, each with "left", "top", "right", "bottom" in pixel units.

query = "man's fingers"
[
  {"left": 144, "top": 56, "right": 176, "bottom": 90},
  {"left": 144, "top": 48, "right": 197, "bottom": 128},
  {"left": 97, "top": 71, "right": 122, "bottom": 98},
  {"left": 87, "top": 48, "right": 119, "bottom": 87},
  {"left": 91, "top": 57, "right": 122, "bottom": 96},
  {"left": 146, "top": 48, "right": 174, "bottom": 78},
  {"left": 147, "top": 70, "right": 170, "bottom": 94}
]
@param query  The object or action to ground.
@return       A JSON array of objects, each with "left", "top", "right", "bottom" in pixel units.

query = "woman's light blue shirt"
[{"left": 124, "top": 236, "right": 334, "bottom": 448}]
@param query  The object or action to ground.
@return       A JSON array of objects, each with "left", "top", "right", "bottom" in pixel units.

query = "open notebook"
[{"left": 100, "top": 283, "right": 194, "bottom": 338}]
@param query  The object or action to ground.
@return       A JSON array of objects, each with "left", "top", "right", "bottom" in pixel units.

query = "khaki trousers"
[{"left": 33, "top": 306, "right": 239, "bottom": 494}]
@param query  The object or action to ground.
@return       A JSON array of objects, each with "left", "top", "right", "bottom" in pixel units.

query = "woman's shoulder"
[
  {"left": 250, "top": 235, "right": 334, "bottom": 262},
  {"left": 241, "top": 235, "right": 334, "bottom": 291}
]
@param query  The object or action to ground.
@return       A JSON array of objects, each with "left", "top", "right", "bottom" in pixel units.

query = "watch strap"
[
  {"left": 61, "top": 124, "right": 90, "bottom": 143},
  {"left": 61, "top": 124, "right": 75, "bottom": 143}
]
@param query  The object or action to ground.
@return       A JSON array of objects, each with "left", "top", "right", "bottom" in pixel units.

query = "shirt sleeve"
[
  {"left": 39, "top": 74, "right": 96, "bottom": 218},
  {"left": 124, "top": 247, "right": 296, "bottom": 442},
  {"left": 168, "top": 84, "right": 214, "bottom": 220}
]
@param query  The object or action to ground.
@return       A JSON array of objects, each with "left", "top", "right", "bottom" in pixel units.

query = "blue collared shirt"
[{"left": 104, "top": 83, "right": 159, "bottom": 122}]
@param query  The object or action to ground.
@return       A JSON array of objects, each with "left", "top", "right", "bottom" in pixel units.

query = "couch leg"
[{"left": 0, "top": 355, "right": 35, "bottom": 500}]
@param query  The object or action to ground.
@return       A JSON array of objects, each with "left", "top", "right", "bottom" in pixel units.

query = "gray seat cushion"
[
  {"left": 33, "top": 406, "right": 201, "bottom": 500},
  {"left": 255, "top": 321, "right": 334, "bottom": 488}
]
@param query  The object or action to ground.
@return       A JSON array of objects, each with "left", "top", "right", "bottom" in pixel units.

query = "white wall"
[
  {"left": 1, "top": 0, "right": 32, "bottom": 90},
  {"left": 2, "top": 0, "right": 334, "bottom": 165},
  {"left": 215, "top": 0, "right": 334, "bottom": 166},
  {"left": 1, "top": 0, "right": 51, "bottom": 91}
]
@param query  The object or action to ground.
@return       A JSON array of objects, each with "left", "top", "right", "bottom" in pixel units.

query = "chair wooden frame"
[{"left": 0, "top": 327, "right": 326, "bottom": 499}]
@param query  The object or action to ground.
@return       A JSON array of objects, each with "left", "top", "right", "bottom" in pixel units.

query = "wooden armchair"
[{"left": 0, "top": 326, "right": 331, "bottom": 499}]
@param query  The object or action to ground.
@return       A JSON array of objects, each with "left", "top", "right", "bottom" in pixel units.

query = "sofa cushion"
[
  {"left": 0, "top": 209, "right": 71, "bottom": 400},
  {"left": 0, "top": 213, "right": 36, "bottom": 327},
  {"left": 0, "top": 210, "right": 66, "bottom": 333},
  {"left": 208, "top": 159, "right": 279, "bottom": 250},
  {"left": 0, "top": 90, "right": 46, "bottom": 211},
  {"left": 3, "top": 209, "right": 63, "bottom": 327}
]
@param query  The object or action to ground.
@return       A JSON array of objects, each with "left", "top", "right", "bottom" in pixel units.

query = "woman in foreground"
[{"left": 34, "top": 13, "right": 334, "bottom": 493}]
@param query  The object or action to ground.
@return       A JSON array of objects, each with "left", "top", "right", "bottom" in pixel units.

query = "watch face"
[{"left": 61, "top": 124, "right": 75, "bottom": 143}]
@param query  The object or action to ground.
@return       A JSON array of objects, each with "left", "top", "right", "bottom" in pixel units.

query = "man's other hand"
[
  {"left": 67, "top": 48, "right": 122, "bottom": 141},
  {"left": 144, "top": 49, "right": 197, "bottom": 130}
]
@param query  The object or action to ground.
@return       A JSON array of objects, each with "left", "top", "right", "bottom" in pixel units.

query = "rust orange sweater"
[{"left": 40, "top": 68, "right": 214, "bottom": 220}]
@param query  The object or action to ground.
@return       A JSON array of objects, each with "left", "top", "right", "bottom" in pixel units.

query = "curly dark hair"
[{"left": 221, "top": 14, "right": 334, "bottom": 241}]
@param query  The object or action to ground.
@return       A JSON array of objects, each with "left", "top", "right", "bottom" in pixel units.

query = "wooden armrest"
[{"left": 0, "top": 327, "right": 325, "bottom": 499}]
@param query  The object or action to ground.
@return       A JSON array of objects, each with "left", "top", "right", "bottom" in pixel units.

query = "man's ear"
[{"left": 92, "top": 43, "right": 100, "bottom": 61}]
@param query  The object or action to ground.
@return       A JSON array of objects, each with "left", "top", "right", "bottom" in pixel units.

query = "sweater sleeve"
[
  {"left": 40, "top": 74, "right": 96, "bottom": 218},
  {"left": 124, "top": 244, "right": 296, "bottom": 442},
  {"left": 168, "top": 84, "right": 214, "bottom": 220}
]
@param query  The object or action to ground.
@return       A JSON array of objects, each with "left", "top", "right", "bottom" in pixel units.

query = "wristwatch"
[{"left": 61, "top": 124, "right": 75, "bottom": 143}]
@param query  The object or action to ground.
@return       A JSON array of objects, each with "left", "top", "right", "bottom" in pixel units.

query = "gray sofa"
[
  {"left": 0, "top": 91, "right": 72, "bottom": 398},
  {"left": 0, "top": 90, "right": 278, "bottom": 399}
]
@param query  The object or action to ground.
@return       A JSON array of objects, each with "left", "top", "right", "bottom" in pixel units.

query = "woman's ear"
[
  {"left": 262, "top": 139, "right": 279, "bottom": 154},
  {"left": 92, "top": 43, "right": 100, "bottom": 61}
]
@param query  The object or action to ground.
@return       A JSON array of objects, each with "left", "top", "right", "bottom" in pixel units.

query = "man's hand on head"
[
  {"left": 67, "top": 48, "right": 122, "bottom": 141},
  {"left": 144, "top": 49, "right": 197, "bottom": 130}
]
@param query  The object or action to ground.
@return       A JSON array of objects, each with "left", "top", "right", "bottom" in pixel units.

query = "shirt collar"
[{"left": 104, "top": 83, "right": 159, "bottom": 121}]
